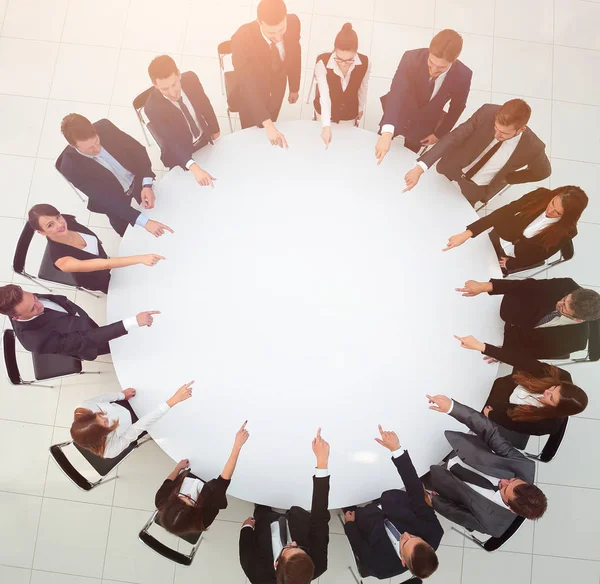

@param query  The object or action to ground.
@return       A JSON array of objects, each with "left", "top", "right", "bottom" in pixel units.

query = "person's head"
[
  {"left": 400, "top": 533, "right": 439, "bottom": 579},
  {"left": 61, "top": 113, "right": 101, "bottom": 156},
  {"left": 494, "top": 99, "right": 531, "bottom": 141},
  {"left": 428, "top": 29, "right": 463, "bottom": 78},
  {"left": 257, "top": 0, "right": 287, "bottom": 43},
  {"left": 332, "top": 23, "right": 358, "bottom": 67},
  {"left": 70, "top": 408, "right": 118, "bottom": 457},
  {"left": 148, "top": 55, "right": 182, "bottom": 102},
  {"left": 499, "top": 479, "right": 547, "bottom": 519},
  {"left": 0, "top": 285, "right": 44, "bottom": 320},
  {"left": 27, "top": 204, "right": 69, "bottom": 239},
  {"left": 274, "top": 543, "right": 315, "bottom": 584},
  {"left": 556, "top": 288, "right": 600, "bottom": 322}
]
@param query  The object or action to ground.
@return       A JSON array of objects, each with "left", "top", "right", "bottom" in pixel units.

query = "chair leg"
[
  {"left": 450, "top": 526, "right": 485, "bottom": 548},
  {"left": 79, "top": 371, "right": 103, "bottom": 376},
  {"left": 347, "top": 566, "right": 362, "bottom": 584},
  {"left": 305, "top": 74, "right": 315, "bottom": 105},
  {"left": 77, "top": 287, "right": 102, "bottom": 299},
  {"left": 136, "top": 113, "right": 152, "bottom": 147},
  {"left": 19, "top": 272, "right": 53, "bottom": 293},
  {"left": 219, "top": 61, "right": 225, "bottom": 96},
  {"left": 21, "top": 380, "right": 55, "bottom": 388},
  {"left": 90, "top": 474, "right": 119, "bottom": 489},
  {"left": 227, "top": 109, "right": 233, "bottom": 133}
]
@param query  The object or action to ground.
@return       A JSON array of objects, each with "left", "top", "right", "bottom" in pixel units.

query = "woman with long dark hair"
[
  {"left": 28, "top": 204, "right": 164, "bottom": 293},
  {"left": 444, "top": 185, "right": 588, "bottom": 272},
  {"left": 455, "top": 335, "right": 588, "bottom": 435},
  {"left": 154, "top": 422, "right": 250, "bottom": 536}
]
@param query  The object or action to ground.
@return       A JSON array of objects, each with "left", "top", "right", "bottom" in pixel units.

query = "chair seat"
[
  {"left": 38, "top": 245, "right": 79, "bottom": 287},
  {"left": 74, "top": 436, "right": 142, "bottom": 477},
  {"left": 33, "top": 352, "right": 82, "bottom": 380}
]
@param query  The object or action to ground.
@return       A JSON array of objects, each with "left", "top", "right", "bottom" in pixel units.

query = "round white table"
[{"left": 107, "top": 121, "right": 503, "bottom": 510}]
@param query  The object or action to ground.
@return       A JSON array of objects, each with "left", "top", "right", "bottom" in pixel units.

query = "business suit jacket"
[
  {"left": 144, "top": 71, "right": 220, "bottom": 170},
  {"left": 231, "top": 14, "right": 302, "bottom": 128},
  {"left": 57, "top": 119, "right": 155, "bottom": 228},
  {"left": 467, "top": 188, "right": 576, "bottom": 271},
  {"left": 10, "top": 294, "right": 127, "bottom": 361},
  {"left": 430, "top": 401, "right": 536, "bottom": 537},
  {"left": 489, "top": 277, "right": 590, "bottom": 358},
  {"left": 419, "top": 104, "right": 551, "bottom": 200},
  {"left": 344, "top": 452, "right": 443, "bottom": 579},
  {"left": 239, "top": 475, "right": 330, "bottom": 583},
  {"left": 381, "top": 48, "right": 472, "bottom": 143}
]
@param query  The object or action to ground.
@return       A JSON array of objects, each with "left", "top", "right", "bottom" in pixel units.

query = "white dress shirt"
[
  {"left": 314, "top": 53, "right": 371, "bottom": 127},
  {"left": 509, "top": 386, "right": 544, "bottom": 407},
  {"left": 500, "top": 210, "right": 560, "bottom": 257},
  {"left": 260, "top": 29, "right": 286, "bottom": 61},
  {"left": 535, "top": 314, "right": 577, "bottom": 328}
]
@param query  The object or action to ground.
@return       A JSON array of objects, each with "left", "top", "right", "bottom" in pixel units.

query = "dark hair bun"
[
  {"left": 334, "top": 22, "right": 358, "bottom": 52},
  {"left": 341, "top": 22, "right": 353, "bottom": 32}
]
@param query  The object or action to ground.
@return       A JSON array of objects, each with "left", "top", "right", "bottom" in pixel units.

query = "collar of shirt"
[
  {"left": 535, "top": 313, "right": 578, "bottom": 329},
  {"left": 76, "top": 145, "right": 105, "bottom": 160},
  {"left": 17, "top": 297, "right": 71, "bottom": 322},
  {"left": 429, "top": 63, "right": 451, "bottom": 85},
  {"left": 260, "top": 27, "right": 285, "bottom": 51},
  {"left": 325, "top": 52, "right": 362, "bottom": 79}
]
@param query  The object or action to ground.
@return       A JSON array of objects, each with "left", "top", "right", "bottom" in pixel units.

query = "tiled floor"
[{"left": 0, "top": 0, "right": 599, "bottom": 583}]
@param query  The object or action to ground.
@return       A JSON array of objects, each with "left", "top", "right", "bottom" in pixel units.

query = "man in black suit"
[
  {"left": 342, "top": 425, "right": 442, "bottom": 580},
  {"left": 376, "top": 29, "right": 472, "bottom": 161},
  {"left": 0, "top": 284, "right": 158, "bottom": 361},
  {"left": 231, "top": 0, "right": 301, "bottom": 148},
  {"left": 404, "top": 99, "right": 552, "bottom": 206},
  {"left": 57, "top": 114, "right": 173, "bottom": 237},
  {"left": 145, "top": 55, "right": 220, "bottom": 187},
  {"left": 457, "top": 277, "right": 600, "bottom": 358},
  {"left": 239, "top": 428, "right": 330, "bottom": 584}
]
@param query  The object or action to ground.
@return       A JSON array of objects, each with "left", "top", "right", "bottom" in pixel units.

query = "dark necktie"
[
  {"left": 177, "top": 97, "right": 200, "bottom": 140},
  {"left": 271, "top": 42, "right": 283, "bottom": 74},
  {"left": 278, "top": 515, "right": 288, "bottom": 547},
  {"left": 463, "top": 140, "right": 503, "bottom": 181},
  {"left": 536, "top": 310, "right": 561, "bottom": 327},
  {"left": 384, "top": 518, "right": 402, "bottom": 542},
  {"left": 450, "top": 464, "right": 499, "bottom": 492},
  {"left": 427, "top": 76, "right": 436, "bottom": 100}
]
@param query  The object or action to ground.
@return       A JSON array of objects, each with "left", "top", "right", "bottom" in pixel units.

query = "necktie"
[
  {"left": 177, "top": 97, "right": 200, "bottom": 140},
  {"left": 384, "top": 518, "right": 402, "bottom": 542},
  {"left": 463, "top": 140, "right": 503, "bottom": 181},
  {"left": 450, "top": 464, "right": 499, "bottom": 492},
  {"left": 278, "top": 515, "right": 288, "bottom": 547},
  {"left": 271, "top": 42, "right": 283, "bottom": 74},
  {"left": 427, "top": 76, "right": 436, "bottom": 100},
  {"left": 536, "top": 310, "right": 561, "bottom": 327}
]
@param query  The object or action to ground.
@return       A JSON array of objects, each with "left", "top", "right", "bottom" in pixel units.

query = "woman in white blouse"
[
  {"left": 70, "top": 380, "right": 194, "bottom": 459},
  {"left": 443, "top": 186, "right": 588, "bottom": 273},
  {"left": 28, "top": 204, "right": 164, "bottom": 293},
  {"left": 313, "top": 23, "right": 371, "bottom": 148}
]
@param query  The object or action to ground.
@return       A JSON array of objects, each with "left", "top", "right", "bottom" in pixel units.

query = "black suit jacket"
[
  {"left": 381, "top": 48, "right": 472, "bottom": 142},
  {"left": 231, "top": 14, "right": 302, "bottom": 127},
  {"left": 10, "top": 294, "right": 127, "bottom": 361},
  {"left": 344, "top": 452, "right": 443, "bottom": 579},
  {"left": 144, "top": 71, "right": 220, "bottom": 170},
  {"left": 239, "top": 475, "right": 330, "bottom": 583},
  {"left": 57, "top": 119, "right": 155, "bottom": 227}
]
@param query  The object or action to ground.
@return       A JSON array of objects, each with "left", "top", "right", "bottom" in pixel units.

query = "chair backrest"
[
  {"left": 538, "top": 417, "right": 568, "bottom": 463},
  {"left": 587, "top": 319, "right": 600, "bottom": 361},
  {"left": 37, "top": 244, "right": 79, "bottom": 288},
  {"left": 13, "top": 221, "right": 35, "bottom": 274},
  {"left": 560, "top": 238, "right": 575, "bottom": 261},
  {"left": 133, "top": 86, "right": 154, "bottom": 113},
  {"left": 483, "top": 515, "right": 526, "bottom": 551},
  {"left": 2, "top": 329, "right": 22, "bottom": 385},
  {"left": 217, "top": 40, "right": 232, "bottom": 59},
  {"left": 32, "top": 350, "right": 82, "bottom": 381},
  {"left": 74, "top": 438, "right": 140, "bottom": 477},
  {"left": 49, "top": 443, "right": 96, "bottom": 491}
]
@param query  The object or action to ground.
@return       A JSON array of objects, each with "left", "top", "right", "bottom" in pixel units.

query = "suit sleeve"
[
  {"left": 343, "top": 522, "right": 373, "bottom": 569},
  {"left": 435, "top": 68, "right": 472, "bottom": 138},
  {"left": 483, "top": 343, "right": 549, "bottom": 376},
  {"left": 286, "top": 15, "right": 301, "bottom": 94},
  {"left": 309, "top": 475, "right": 331, "bottom": 575},
  {"left": 380, "top": 51, "right": 418, "bottom": 129},
  {"left": 432, "top": 493, "right": 488, "bottom": 534},
  {"left": 505, "top": 149, "right": 551, "bottom": 185},
  {"left": 239, "top": 526, "right": 256, "bottom": 581}
]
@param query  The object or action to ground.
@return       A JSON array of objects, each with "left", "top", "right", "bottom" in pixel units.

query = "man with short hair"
[
  {"left": 426, "top": 394, "right": 547, "bottom": 537},
  {"left": 376, "top": 29, "right": 472, "bottom": 160},
  {"left": 0, "top": 284, "right": 159, "bottom": 361},
  {"left": 404, "top": 99, "right": 552, "bottom": 206},
  {"left": 145, "top": 55, "right": 219, "bottom": 187},
  {"left": 239, "top": 428, "right": 330, "bottom": 584},
  {"left": 231, "top": 0, "right": 301, "bottom": 148},
  {"left": 341, "top": 425, "right": 442, "bottom": 580},
  {"left": 57, "top": 114, "right": 173, "bottom": 238},
  {"left": 457, "top": 277, "right": 600, "bottom": 358}
]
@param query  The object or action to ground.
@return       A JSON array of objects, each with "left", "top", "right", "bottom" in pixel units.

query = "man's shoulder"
[
  {"left": 286, "top": 13, "right": 301, "bottom": 33},
  {"left": 521, "top": 126, "right": 547, "bottom": 151},
  {"left": 451, "top": 59, "right": 473, "bottom": 81},
  {"left": 93, "top": 118, "right": 117, "bottom": 135},
  {"left": 232, "top": 20, "right": 260, "bottom": 43},
  {"left": 144, "top": 87, "right": 168, "bottom": 116}
]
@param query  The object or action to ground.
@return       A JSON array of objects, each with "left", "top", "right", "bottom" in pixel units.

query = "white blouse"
[
  {"left": 179, "top": 477, "right": 203, "bottom": 502},
  {"left": 77, "top": 392, "right": 170, "bottom": 459},
  {"left": 500, "top": 211, "right": 560, "bottom": 257},
  {"left": 509, "top": 386, "right": 544, "bottom": 408},
  {"left": 79, "top": 232, "right": 100, "bottom": 256}
]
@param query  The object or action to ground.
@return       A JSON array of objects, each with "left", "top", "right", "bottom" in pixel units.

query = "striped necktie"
[
  {"left": 536, "top": 310, "right": 561, "bottom": 327},
  {"left": 384, "top": 518, "right": 402, "bottom": 542}
]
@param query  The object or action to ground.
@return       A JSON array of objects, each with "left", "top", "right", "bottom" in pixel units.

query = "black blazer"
[
  {"left": 47, "top": 215, "right": 110, "bottom": 294},
  {"left": 231, "top": 14, "right": 302, "bottom": 127},
  {"left": 483, "top": 344, "right": 571, "bottom": 436},
  {"left": 144, "top": 71, "right": 220, "bottom": 170},
  {"left": 57, "top": 119, "right": 155, "bottom": 227},
  {"left": 239, "top": 475, "right": 330, "bottom": 583},
  {"left": 468, "top": 188, "right": 576, "bottom": 271},
  {"left": 10, "top": 294, "right": 127, "bottom": 360},
  {"left": 381, "top": 48, "right": 472, "bottom": 142},
  {"left": 344, "top": 452, "right": 443, "bottom": 579}
]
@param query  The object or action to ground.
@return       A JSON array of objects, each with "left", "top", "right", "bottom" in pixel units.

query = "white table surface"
[{"left": 107, "top": 120, "right": 503, "bottom": 510}]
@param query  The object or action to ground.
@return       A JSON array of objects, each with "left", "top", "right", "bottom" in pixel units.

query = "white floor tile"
[
  {"left": 553, "top": 46, "right": 600, "bottom": 107},
  {"left": 61, "top": 0, "right": 127, "bottom": 48},
  {"left": 455, "top": 89, "right": 492, "bottom": 127},
  {"left": 551, "top": 100, "right": 600, "bottom": 164},
  {"left": 0, "top": 215, "right": 26, "bottom": 282},
  {"left": 111, "top": 49, "right": 163, "bottom": 109},
  {"left": 458, "top": 32, "right": 494, "bottom": 92},
  {"left": 314, "top": 0, "right": 375, "bottom": 20},
  {"left": 31, "top": 570, "right": 101, "bottom": 584},
  {"left": 33, "top": 498, "right": 111, "bottom": 578},
  {"left": 434, "top": 0, "right": 495, "bottom": 36},
  {"left": 531, "top": 554, "right": 600, "bottom": 584},
  {"left": 317, "top": 532, "right": 361, "bottom": 584},
  {"left": 564, "top": 361, "right": 600, "bottom": 420},
  {"left": 437, "top": 513, "right": 469, "bottom": 547},
  {"left": 0, "top": 491, "right": 42, "bottom": 568},
  {"left": 462, "top": 548, "right": 532, "bottom": 584},
  {"left": 402, "top": 544, "right": 463, "bottom": 584},
  {"left": 215, "top": 494, "right": 255, "bottom": 524},
  {"left": 464, "top": 516, "right": 534, "bottom": 554},
  {"left": 0, "top": 94, "right": 47, "bottom": 157},
  {"left": 374, "top": 0, "right": 435, "bottom": 28},
  {"left": 494, "top": 0, "right": 553, "bottom": 44},
  {"left": 0, "top": 153, "right": 35, "bottom": 218},
  {"left": 1, "top": 0, "right": 68, "bottom": 42},
  {"left": 554, "top": 0, "right": 600, "bottom": 51},
  {"left": 0, "top": 564, "right": 31, "bottom": 584}
]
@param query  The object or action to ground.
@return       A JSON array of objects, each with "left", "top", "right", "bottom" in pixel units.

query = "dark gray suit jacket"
[
  {"left": 418, "top": 104, "right": 551, "bottom": 200},
  {"left": 430, "top": 401, "right": 535, "bottom": 537}
]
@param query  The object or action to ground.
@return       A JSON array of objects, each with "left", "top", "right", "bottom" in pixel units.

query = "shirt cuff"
[
  {"left": 314, "top": 468, "right": 329, "bottom": 478},
  {"left": 321, "top": 118, "right": 331, "bottom": 128},
  {"left": 391, "top": 448, "right": 406, "bottom": 458},
  {"left": 241, "top": 524, "right": 255, "bottom": 530},
  {"left": 185, "top": 159, "right": 195, "bottom": 170},
  {"left": 381, "top": 124, "right": 395, "bottom": 135},
  {"left": 122, "top": 316, "right": 140, "bottom": 332},
  {"left": 135, "top": 214, "right": 149, "bottom": 228},
  {"left": 142, "top": 177, "right": 153, "bottom": 187},
  {"left": 417, "top": 161, "right": 428, "bottom": 171},
  {"left": 117, "top": 392, "right": 126, "bottom": 400},
  {"left": 447, "top": 399, "right": 455, "bottom": 415}
]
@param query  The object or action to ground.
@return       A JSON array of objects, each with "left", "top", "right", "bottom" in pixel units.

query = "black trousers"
[{"left": 109, "top": 177, "right": 143, "bottom": 237}]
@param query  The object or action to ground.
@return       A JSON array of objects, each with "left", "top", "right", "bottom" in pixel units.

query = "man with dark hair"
[
  {"left": 0, "top": 284, "right": 159, "bottom": 361},
  {"left": 426, "top": 394, "right": 547, "bottom": 537},
  {"left": 239, "top": 428, "right": 330, "bottom": 583},
  {"left": 457, "top": 276, "right": 600, "bottom": 358},
  {"left": 341, "top": 425, "right": 442, "bottom": 580},
  {"left": 376, "top": 29, "right": 472, "bottom": 160},
  {"left": 404, "top": 99, "right": 551, "bottom": 206},
  {"left": 57, "top": 114, "right": 173, "bottom": 237},
  {"left": 231, "top": 0, "right": 301, "bottom": 147},
  {"left": 145, "top": 55, "right": 220, "bottom": 186}
]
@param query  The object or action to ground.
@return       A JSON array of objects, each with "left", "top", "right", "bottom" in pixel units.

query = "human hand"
[
  {"left": 420, "top": 134, "right": 439, "bottom": 146},
  {"left": 499, "top": 257, "right": 510, "bottom": 269},
  {"left": 344, "top": 510, "right": 355, "bottom": 523},
  {"left": 190, "top": 164, "right": 216, "bottom": 188},
  {"left": 242, "top": 517, "right": 256, "bottom": 528},
  {"left": 211, "top": 131, "right": 221, "bottom": 141},
  {"left": 138, "top": 253, "right": 166, "bottom": 267},
  {"left": 483, "top": 405, "right": 493, "bottom": 418},
  {"left": 312, "top": 427, "right": 330, "bottom": 469},
  {"left": 136, "top": 310, "right": 161, "bottom": 327},
  {"left": 176, "top": 459, "right": 190, "bottom": 472},
  {"left": 321, "top": 126, "right": 332, "bottom": 149},
  {"left": 356, "top": 111, "right": 363, "bottom": 122},
  {"left": 288, "top": 91, "right": 299, "bottom": 104},
  {"left": 375, "top": 133, "right": 392, "bottom": 165},
  {"left": 443, "top": 230, "right": 473, "bottom": 252},
  {"left": 374, "top": 424, "right": 401, "bottom": 452},
  {"left": 144, "top": 219, "right": 174, "bottom": 238},
  {"left": 123, "top": 388, "right": 136, "bottom": 400},
  {"left": 453, "top": 334, "right": 485, "bottom": 352},
  {"left": 167, "top": 380, "right": 195, "bottom": 407},
  {"left": 426, "top": 394, "right": 453, "bottom": 413},
  {"left": 483, "top": 355, "right": 499, "bottom": 364},
  {"left": 234, "top": 421, "right": 250, "bottom": 450},
  {"left": 455, "top": 280, "right": 486, "bottom": 297},
  {"left": 403, "top": 166, "right": 424, "bottom": 192},
  {"left": 265, "top": 123, "right": 289, "bottom": 149},
  {"left": 141, "top": 186, "right": 155, "bottom": 209},
  {"left": 424, "top": 487, "right": 436, "bottom": 507}
]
